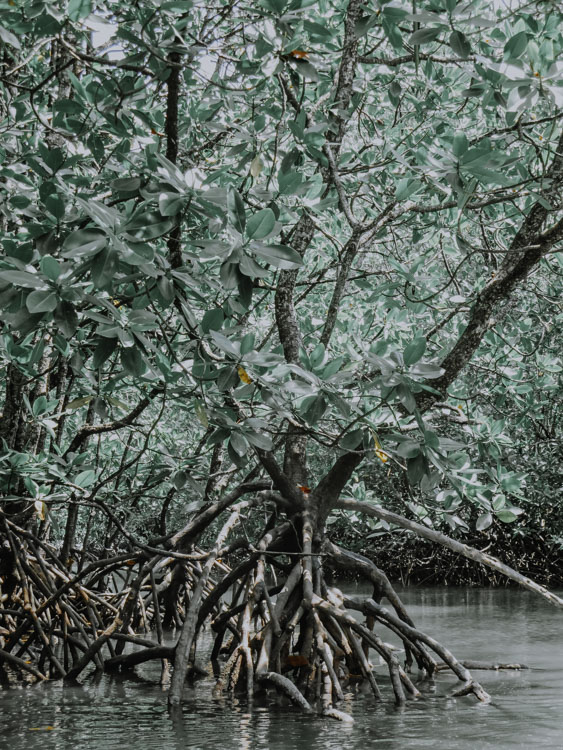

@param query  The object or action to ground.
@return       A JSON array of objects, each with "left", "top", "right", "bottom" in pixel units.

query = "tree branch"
[
  {"left": 421, "top": 129, "right": 563, "bottom": 406},
  {"left": 64, "top": 388, "right": 161, "bottom": 455},
  {"left": 336, "top": 498, "right": 563, "bottom": 608}
]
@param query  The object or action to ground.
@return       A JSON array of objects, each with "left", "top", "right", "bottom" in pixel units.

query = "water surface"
[{"left": 1, "top": 586, "right": 561, "bottom": 749}]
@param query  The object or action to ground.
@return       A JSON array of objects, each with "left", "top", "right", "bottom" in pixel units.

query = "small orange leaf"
[
  {"left": 289, "top": 50, "right": 309, "bottom": 59},
  {"left": 298, "top": 485, "right": 311, "bottom": 494}
]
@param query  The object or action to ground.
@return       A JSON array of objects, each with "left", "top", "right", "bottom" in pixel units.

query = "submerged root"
[
  {"left": 1, "top": 509, "right": 534, "bottom": 717},
  {"left": 256, "top": 671, "right": 313, "bottom": 712}
]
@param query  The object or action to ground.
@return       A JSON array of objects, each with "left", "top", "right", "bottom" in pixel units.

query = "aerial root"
[
  {"left": 255, "top": 671, "right": 313, "bottom": 712},
  {"left": 1, "top": 512, "right": 498, "bottom": 714},
  {"left": 436, "top": 660, "right": 529, "bottom": 671},
  {"left": 342, "top": 595, "right": 491, "bottom": 703},
  {"left": 451, "top": 680, "right": 492, "bottom": 702}
]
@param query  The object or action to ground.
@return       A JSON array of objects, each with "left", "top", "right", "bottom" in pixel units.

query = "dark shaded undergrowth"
[{"left": 331, "top": 528, "right": 563, "bottom": 588}]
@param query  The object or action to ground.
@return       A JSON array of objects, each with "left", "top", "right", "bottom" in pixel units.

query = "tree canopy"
[{"left": 0, "top": 0, "right": 562, "bottom": 715}]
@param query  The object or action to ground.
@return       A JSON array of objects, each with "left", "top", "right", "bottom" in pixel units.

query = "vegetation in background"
[{"left": 0, "top": 0, "right": 562, "bottom": 717}]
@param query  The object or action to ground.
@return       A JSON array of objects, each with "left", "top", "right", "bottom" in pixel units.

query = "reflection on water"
[{"left": 1, "top": 586, "right": 561, "bottom": 750}]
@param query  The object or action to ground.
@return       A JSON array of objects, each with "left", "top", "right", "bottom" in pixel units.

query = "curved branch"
[
  {"left": 64, "top": 388, "right": 161, "bottom": 455},
  {"left": 313, "top": 450, "right": 364, "bottom": 520},
  {"left": 423, "top": 129, "right": 563, "bottom": 405},
  {"left": 166, "top": 481, "right": 272, "bottom": 552},
  {"left": 336, "top": 498, "right": 563, "bottom": 608}
]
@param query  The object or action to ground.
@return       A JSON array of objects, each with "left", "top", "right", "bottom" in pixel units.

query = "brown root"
[{"left": 1, "top": 506, "right": 530, "bottom": 717}]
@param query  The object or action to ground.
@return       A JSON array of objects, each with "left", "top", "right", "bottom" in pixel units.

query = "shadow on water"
[{"left": 1, "top": 586, "right": 561, "bottom": 750}]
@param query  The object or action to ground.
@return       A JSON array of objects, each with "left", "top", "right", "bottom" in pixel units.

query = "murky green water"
[{"left": 1, "top": 586, "right": 561, "bottom": 749}]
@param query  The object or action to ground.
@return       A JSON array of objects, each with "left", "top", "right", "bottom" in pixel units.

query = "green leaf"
[
  {"left": 339, "top": 428, "right": 364, "bottom": 451},
  {"left": 91, "top": 248, "right": 118, "bottom": 289},
  {"left": 449, "top": 31, "right": 471, "bottom": 59},
  {"left": 408, "top": 27, "right": 442, "bottom": 45},
  {"left": 396, "top": 440, "right": 421, "bottom": 459},
  {"left": 63, "top": 228, "right": 106, "bottom": 258},
  {"left": 201, "top": 308, "right": 224, "bottom": 333},
  {"left": 93, "top": 338, "right": 117, "bottom": 369},
  {"left": 230, "top": 431, "right": 249, "bottom": 456},
  {"left": 227, "top": 188, "right": 246, "bottom": 234},
  {"left": 26, "top": 290, "right": 58, "bottom": 314},
  {"left": 452, "top": 132, "right": 468, "bottom": 158},
  {"left": 291, "top": 59, "right": 319, "bottom": 81},
  {"left": 208, "top": 427, "right": 230, "bottom": 445},
  {"left": 54, "top": 301, "right": 78, "bottom": 337},
  {"left": 410, "top": 362, "right": 445, "bottom": 379},
  {"left": 300, "top": 394, "right": 327, "bottom": 425},
  {"left": 173, "top": 470, "right": 187, "bottom": 489},
  {"left": 0, "top": 25, "right": 21, "bottom": 49},
  {"left": 403, "top": 336, "right": 427, "bottom": 366},
  {"left": 395, "top": 178, "right": 421, "bottom": 201},
  {"left": 504, "top": 31, "right": 528, "bottom": 60},
  {"left": 210, "top": 330, "right": 241, "bottom": 357},
  {"left": 247, "top": 208, "right": 276, "bottom": 240},
  {"left": 32, "top": 396, "right": 48, "bottom": 417},
  {"left": 106, "top": 396, "right": 128, "bottom": 410},
  {"left": 124, "top": 213, "right": 175, "bottom": 241},
  {"left": 240, "top": 332, "right": 255, "bottom": 355},
  {"left": 396, "top": 383, "right": 416, "bottom": 413},
  {"left": 278, "top": 170, "right": 303, "bottom": 195},
  {"left": 45, "top": 194, "right": 65, "bottom": 220},
  {"left": 476, "top": 512, "right": 493, "bottom": 531},
  {"left": 67, "top": 396, "right": 93, "bottom": 410},
  {"left": 495, "top": 509, "right": 518, "bottom": 523},
  {"left": 0, "top": 271, "right": 47, "bottom": 289},
  {"left": 112, "top": 177, "right": 142, "bottom": 192},
  {"left": 121, "top": 346, "right": 147, "bottom": 377},
  {"left": 245, "top": 429, "right": 273, "bottom": 450},
  {"left": 40, "top": 256, "right": 61, "bottom": 282},
  {"left": 310, "top": 343, "right": 325, "bottom": 369},
  {"left": 74, "top": 470, "right": 96, "bottom": 488},
  {"left": 251, "top": 243, "right": 303, "bottom": 269},
  {"left": 68, "top": 0, "right": 92, "bottom": 20},
  {"left": 159, "top": 192, "right": 185, "bottom": 217},
  {"left": 492, "top": 494, "right": 506, "bottom": 511},
  {"left": 407, "top": 454, "right": 426, "bottom": 484}
]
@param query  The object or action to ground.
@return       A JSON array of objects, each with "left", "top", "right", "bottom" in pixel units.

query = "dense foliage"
[{"left": 0, "top": 0, "right": 561, "bottom": 713}]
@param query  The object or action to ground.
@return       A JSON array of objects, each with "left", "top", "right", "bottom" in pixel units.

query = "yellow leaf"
[
  {"left": 375, "top": 448, "right": 389, "bottom": 464},
  {"left": 237, "top": 366, "right": 253, "bottom": 384},
  {"left": 250, "top": 156, "right": 263, "bottom": 178},
  {"left": 194, "top": 401, "right": 208, "bottom": 428},
  {"left": 368, "top": 427, "right": 383, "bottom": 451},
  {"left": 34, "top": 500, "right": 46, "bottom": 521}
]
